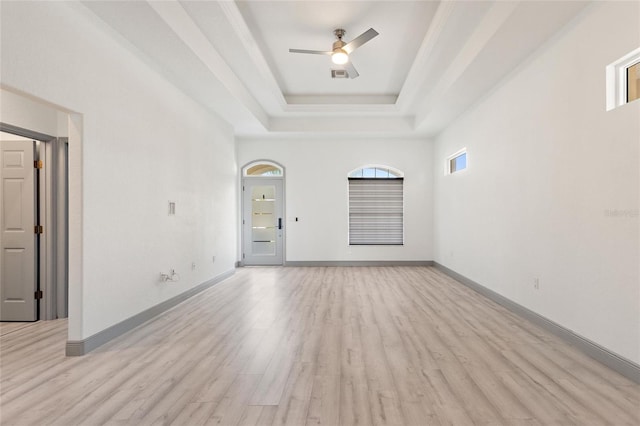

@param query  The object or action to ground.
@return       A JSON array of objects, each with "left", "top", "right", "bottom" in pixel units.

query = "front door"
[
  {"left": 1, "top": 140, "right": 38, "bottom": 321},
  {"left": 242, "top": 178, "right": 284, "bottom": 265}
]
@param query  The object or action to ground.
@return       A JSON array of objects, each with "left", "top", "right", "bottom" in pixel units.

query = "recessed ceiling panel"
[{"left": 236, "top": 1, "right": 439, "bottom": 98}]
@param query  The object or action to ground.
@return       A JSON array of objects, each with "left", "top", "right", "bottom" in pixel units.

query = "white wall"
[
  {"left": 1, "top": 2, "right": 237, "bottom": 340},
  {"left": 433, "top": 2, "right": 639, "bottom": 363},
  {"left": 237, "top": 137, "right": 433, "bottom": 262},
  {"left": 0, "top": 89, "right": 67, "bottom": 137}
]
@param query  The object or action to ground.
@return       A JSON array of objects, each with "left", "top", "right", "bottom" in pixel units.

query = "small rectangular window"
[
  {"left": 446, "top": 149, "right": 467, "bottom": 175},
  {"left": 627, "top": 61, "right": 640, "bottom": 103},
  {"left": 606, "top": 47, "right": 640, "bottom": 110},
  {"left": 450, "top": 152, "right": 467, "bottom": 173}
]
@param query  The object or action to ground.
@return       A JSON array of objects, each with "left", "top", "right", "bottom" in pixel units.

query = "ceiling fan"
[{"left": 289, "top": 28, "right": 379, "bottom": 79}]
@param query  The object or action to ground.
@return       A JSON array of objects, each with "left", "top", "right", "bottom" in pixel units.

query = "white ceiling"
[{"left": 81, "top": 0, "right": 590, "bottom": 139}]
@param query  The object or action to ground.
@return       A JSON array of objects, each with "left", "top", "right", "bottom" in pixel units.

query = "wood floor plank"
[
  {"left": 272, "top": 362, "right": 315, "bottom": 426},
  {"left": 305, "top": 374, "right": 340, "bottom": 426},
  {"left": 237, "top": 405, "right": 278, "bottom": 426},
  {"left": 248, "top": 343, "right": 297, "bottom": 406},
  {"left": 339, "top": 278, "right": 373, "bottom": 426},
  {"left": 1, "top": 266, "right": 638, "bottom": 426},
  {"left": 170, "top": 402, "right": 217, "bottom": 426},
  {"left": 205, "top": 374, "right": 262, "bottom": 425}
]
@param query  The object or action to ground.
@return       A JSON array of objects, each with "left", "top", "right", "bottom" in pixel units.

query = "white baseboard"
[
  {"left": 66, "top": 269, "right": 235, "bottom": 356},
  {"left": 284, "top": 260, "right": 434, "bottom": 267},
  {"left": 433, "top": 262, "right": 640, "bottom": 384}
]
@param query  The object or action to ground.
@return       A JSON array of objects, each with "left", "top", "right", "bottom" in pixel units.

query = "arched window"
[
  {"left": 243, "top": 161, "right": 283, "bottom": 177},
  {"left": 348, "top": 165, "right": 404, "bottom": 245},
  {"left": 348, "top": 165, "right": 403, "bottom": 179}
]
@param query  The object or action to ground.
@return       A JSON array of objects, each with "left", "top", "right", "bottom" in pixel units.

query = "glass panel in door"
[{"left": 251, "top": 185, "right": 276, "bottom": 256}]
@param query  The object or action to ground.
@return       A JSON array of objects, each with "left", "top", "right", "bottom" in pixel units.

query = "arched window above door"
[{"left": 243, "top": 161, "right": 284, "bottom": 177}]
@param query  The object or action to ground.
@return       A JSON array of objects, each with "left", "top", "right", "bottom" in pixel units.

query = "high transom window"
[
  {"left": 606, "top": 47, "right": 640, "bottom": 110},
  {"left": 446, "top": 149, "right": 467, "bottom": 175},
  {"left": 243, "top": 161, "right": 283, "bottom": 177},
  {"left": 348, "top": 166, "right": 404, "bottom": 245}
]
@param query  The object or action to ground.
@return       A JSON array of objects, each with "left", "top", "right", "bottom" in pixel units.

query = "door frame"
[
  {"left": 1, "top": 122, "right": 68, "bottom": 320},
  {"left": 240, "top": 160, "right": 285, "bottom": 266}
]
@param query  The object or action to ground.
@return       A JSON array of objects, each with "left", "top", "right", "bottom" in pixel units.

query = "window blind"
[{"left": 348, "top": 178, "right": 404, "bottom": 245}]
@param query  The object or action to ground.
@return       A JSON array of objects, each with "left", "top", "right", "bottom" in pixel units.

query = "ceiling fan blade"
[
  {"left": 289, "top": 48, "right": 332, "bottom": 55},
  {"left": 344, "top": 61, "right": 359, "bottom": 79},
  {"left": 343, "top": 28, "right": 379, "bottom": 54}
]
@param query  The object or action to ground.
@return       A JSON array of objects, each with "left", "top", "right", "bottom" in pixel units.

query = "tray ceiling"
[{"left": 82, "top": 0, "right": 590, "bottom": 138}]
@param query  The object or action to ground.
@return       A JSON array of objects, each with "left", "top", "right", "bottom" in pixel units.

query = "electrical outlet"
[
  {"left": 212, "top": 256, "right": 216, "bottom": 263},
  {"left": 191, "top": 262, "right": 196, "bottom": 270},
  {"left": 533, "top": 278, "right": 540, "bottom": 290}
]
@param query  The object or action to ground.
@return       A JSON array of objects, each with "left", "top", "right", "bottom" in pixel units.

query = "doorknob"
[{"left": 278, "top": 218, "right": 282, "bottom": 230}]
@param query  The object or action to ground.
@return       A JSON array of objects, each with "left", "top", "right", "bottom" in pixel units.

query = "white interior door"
[
  {"left": 242, "top": 178, "right": 284, "bottom": 265},
  {"left": 1, "top": 140, "right": 38, "bottom": 321}
]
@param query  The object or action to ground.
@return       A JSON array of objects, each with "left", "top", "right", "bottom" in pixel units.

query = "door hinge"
[
  {"left": 34, "top": 225, "right": 43, "bottom": 234},
  {"left": 34, "top": 160, "right": 43, "bottom": 169},
  {"left": 34, "top": 290, "right": 43, "bottom": 300}
]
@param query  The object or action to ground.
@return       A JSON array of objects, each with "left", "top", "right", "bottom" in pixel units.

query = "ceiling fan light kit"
[
  {"left": 331, "top": 49, "right": 349, "bottom": 65},
  {"left": 289, "top": 27, "right": 379, "bottom": 79}
]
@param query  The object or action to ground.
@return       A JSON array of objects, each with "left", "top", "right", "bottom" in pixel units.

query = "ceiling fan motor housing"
[{"left": 331, "top": 31, "right": 349, "bottom": 64}]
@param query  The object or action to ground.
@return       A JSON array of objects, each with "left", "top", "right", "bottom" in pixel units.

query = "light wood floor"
[{"left": 1, "top": 267, "right": 638, "bottom": 425}]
